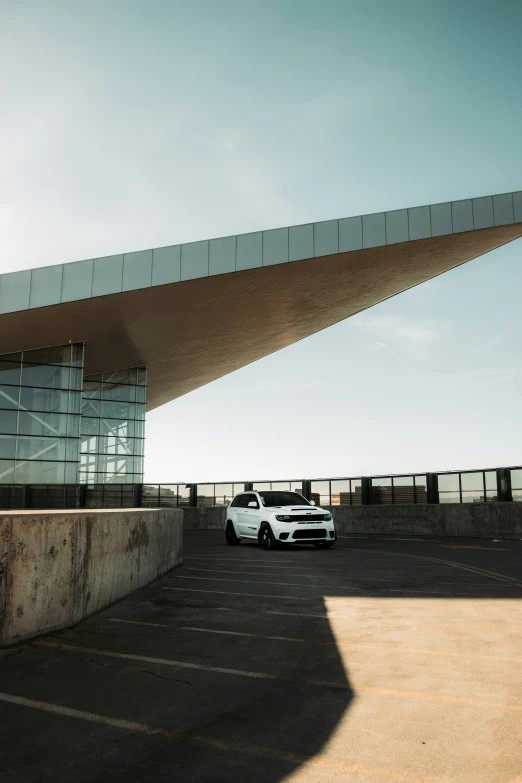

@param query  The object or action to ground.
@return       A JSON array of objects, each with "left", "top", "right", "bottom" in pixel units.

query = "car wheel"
[
  {"left": 313, "top": 540, "right": 335, "bottom": 549},
  {"left": 259, "top": 524, "right": 275, "bottom": 550},
  {"left": 225, "top": 521, "right": 241, "bottom": 546}
]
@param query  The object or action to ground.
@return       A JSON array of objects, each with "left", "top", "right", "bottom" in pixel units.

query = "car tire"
[
  {"left": 259, "top": 523, "right": 276, "bottom": 550},
  {"left": 225, "top": 521, "right": 241, "bottom": 545},
  {"left": 313, "top": 540, "right": 336, "bottom": 549}
]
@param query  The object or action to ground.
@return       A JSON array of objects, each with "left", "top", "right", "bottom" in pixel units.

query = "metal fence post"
[
  {"left": 361, "top": 477, "right": 371, "bottom": 505},
  {"left": 189, "top": 484, "right": 198, "bottom": 507},
  {"left": 302, "top": 480, "right": 312, "bottom": 501},
  {"left": 496, "top": 468, "right": 512, "bottom": 503},
  {"left": 426, "top": 473, "right": 439, "bottom": 504},
  {"left": 244, "top": 482, "right": 253, "bottom": 491}
]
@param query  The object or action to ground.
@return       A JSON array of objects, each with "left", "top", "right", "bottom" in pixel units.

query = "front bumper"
[{"left": 272, "top": 521, "right": 336, "bottom": 542}]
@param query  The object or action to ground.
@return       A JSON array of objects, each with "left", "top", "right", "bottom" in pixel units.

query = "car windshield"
[{"left": 258, "top": 491, "right": 311, "bottom": 507}]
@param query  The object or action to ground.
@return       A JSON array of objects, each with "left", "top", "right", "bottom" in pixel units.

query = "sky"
[{"left": 0, "top": 0, "right": 521, "bottom": 482}]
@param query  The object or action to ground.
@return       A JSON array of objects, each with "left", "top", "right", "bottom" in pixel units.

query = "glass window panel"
[
  {"left": 18, "top": 411, "right": 68, "bottom": 437},
  {"left": 101, "top": 383, "right": 136, "bottom": 403},
  {"left": 232, "top": 483, "right": 245, "bottom": 496},
  {"left": 314, "top": 220, "right": 338, "bottom": 257},
  {"left": 134, "top": 403, "right": 146, "bottom": 421},
  {"left": 290, "top": 481, "right": 303, "bottom": 494},
  {"left": 29, "top": 265, "right": 63, "bottom": 309},
  {"left": 101, "top": 400, "right": 135, "bottom": 419},
  {"left": 414, "top": 476, "right": 428, "bottom": 504},
  {"left": 101, "top": 368, "right": 137, "bottom": 386},
  {"left": 310, "top": 480, "right": 330, "bottom": 506},
  {"left": 484, "top": 471, "right": 497, "bottom": 490},
  {"left": 214, "top": 483, "right": 233, "bottom": 506},
  {"left": 92, "top": 254, "right": 123, "bottom": 297},
  {"left": 23, "top": 344, "right": 73, "bottom": 366},
  {"left": 209, "top": 236, "right": 236, "bottom": 275},
  {"left": 80, "top": 434, "right": 98, "bottom": 453},
  {"left": 68, "top": 391, "right": 81, "bottom": 414},
  {"left": 66, "top": 414, "right": 81, "bottom": 438},
  {"left": 252, "top": 482, "right": 270, "bottom": 491},
  {"left": 21, "top": 363, "right": 70, "bottom": 390},
  {"left": 438, "top": 473, "right": 459, "bottom": 492},
  {"left": 15, "top": 460, "right": 65, "bottom": 484},
  {"left": 510, "top": 469, "right": 522, "bottom": 489},
  {"left": 0, "top": 435, "right": 16, "bottom": 459},
  {"left": 472, "top": 197, "right": 494, "bottom": 229},
  {"left": 461, "top": 490, "right": 484, "bottom": 504},
  {"left": 64, "top": 463, "right": 79, "bottom": 483},
  {"left": 339, "top": 216, "right": 362, "bottom": 252},
  {"left": 122, "top": 250, "right": 152, "bottom": 292},
  {"left": 136, "top": 367, "right": 147, "bottom": 386},
  {"left": 0, "top": 359, "right": 21, "bottom": 386},
  {"left": 408, "top": 206, "right": 431, "bottom": 240},
  {"left": 83, "top": 380, "right": 101, "bottom": 398},
  {"left": 262, "top": 228, "right": 288, "bottom": 266},
  {"left": 271, "top": 481, "right": 290, "bottom": 490},
  {"left": 61, "top": 259, "right": 93, "bottom": 303},
  {"left": 80, "top": 416, "right": 99, "bottom": 437},
  {"left": 68, "top": 367, "right": 82, "bottom": 391},
  {"left": 82, "top": 397, "right": 101, "bottom": 418},
  {"left": 96, "top": 454, "right": 135, "bottom": 477},
  {"left": 439, "top": 492, "right": 460, "bottom": 503},
  {"left": 20, "top": 386, "right": 69, "bottom": 413},
  {"left": 393, "top": 476, "right": 414, "bottom": 504},
  {"left": 331, "top": 479, "right": 351, "bottom": 505},
  {"left": 99, "top": 418, "right": 134, "bottom": 438},
  {"left": 513, "top": 192, "right": 522, "bottom": 224},
  {"left": 65, "top": 438, "right": 79, "bottom": 462},
  {"left": 16, "top": 436, "right": 66, "bottom": 461},
  {"left": 180, "top": 241, "right": 209, "bottom": 281},
  {"left": 135, "top": 385, "right": 146, "bottom": 404},
  {"left": 385, "top": 210, "right": 408, "bottom": 245},
  {"left": 177, "top": 485, "right": 190, "bottom": 506},
  {"left": 460, "top": 472, "right": 483, "bottom": 491},
  {"left": 0, "top": 459, "right": 15, "bottom": 482},
  {"left": 157, "top": 485, "right": 178, "bottom": 507},
  {"left": 0, "top": 385, "right": 19, "bottom": 409},
  {"left": 430, "top": 202, "right": 452, "bottom": 237},
  {"left": 289, "top": 224, "right": 313, "bottom": 262},
  {"left": 493, "top": 193, "right": 514, "bottom": 226},
  {"left": 351, "top": 479, "right": 363, "bottom": 504},
  {"left": 70, "top": 344, "right": 84, "bottom": 367},
  {"left": 362, "top": 213, "right": 386, "bottom": 248},
  {"left": 0, "top": 270, "right": 31, "bottom": 314},
  {"left": 151, "top": 245, "right": 181, "bottom": 286},
  {"left": 371, "top": 478, "right": 392, "bottom": 504},
  {"left": 236, "top": 232, "right": 262, "bottom": 271},
  {"left": 197, "top": 484, "right": 214, "bottom": 507},
  {"left": 0, "top": 410, "right": 18, "bottom": 434},
  {"left": 451, "top": 200, "right": 473, "bottom": 233}
]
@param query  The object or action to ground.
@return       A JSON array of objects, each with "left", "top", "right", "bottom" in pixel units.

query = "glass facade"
[
  {"left": 0, "top": 343, "right": 83, "bottom": 484},
  {"left": 79, "top": 367, "right": 146, "bottom": 484}
]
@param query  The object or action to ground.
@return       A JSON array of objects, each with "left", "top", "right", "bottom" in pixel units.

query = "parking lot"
[{"left": 1, "top": 530, "right": 522, "bottom": 783}]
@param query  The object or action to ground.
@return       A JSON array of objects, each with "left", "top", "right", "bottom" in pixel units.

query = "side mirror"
[
  {"left": 310, "top": 500, "right": 316, "bottom": 506},
  {"left": 248, "top": 501, "right": 258, "bottom": 508}
]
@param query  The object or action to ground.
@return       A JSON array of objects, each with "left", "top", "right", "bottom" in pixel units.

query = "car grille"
[
  {"left": 291, "top": 514, "right": 327, "bottom": 522},
  {"left": 292, "top": 529, "right": 327, "bottom": 539}
]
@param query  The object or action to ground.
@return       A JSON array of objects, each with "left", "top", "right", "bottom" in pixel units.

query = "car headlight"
[
  {"left": 275, "top": 515, "right": 292, "bottom": 521},
  {"left": 324, "top": 514, "right": 332, "bottom": 521}
]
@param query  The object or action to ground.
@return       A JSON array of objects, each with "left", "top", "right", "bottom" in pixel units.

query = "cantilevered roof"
[{"left": 0, "top": 191, "right": 521, "bottom": 410}]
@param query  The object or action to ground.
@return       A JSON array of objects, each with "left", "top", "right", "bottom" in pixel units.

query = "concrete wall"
[
  {"left": 182, "top": 503, "right": 522, "bottom": 539},
  {"left": 0, "top": 508, "right": 182, "bottom": 646}
]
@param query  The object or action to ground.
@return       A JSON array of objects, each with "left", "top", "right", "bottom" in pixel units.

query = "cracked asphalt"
[{"left": 1, "top": 530, "right": 522, "bottom": 782}]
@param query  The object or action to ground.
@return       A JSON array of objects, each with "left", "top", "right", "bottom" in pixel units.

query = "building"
[{"left": 0, "top": 191, "right": 521, "bottom": 487}]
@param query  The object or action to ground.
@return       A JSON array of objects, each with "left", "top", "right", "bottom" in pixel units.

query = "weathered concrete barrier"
[
  {"left": 182, "top": 503, "right": 522, "bottom": 539},
  {"left": 0, "top": 508, "right": 182, "bottom": 646}
]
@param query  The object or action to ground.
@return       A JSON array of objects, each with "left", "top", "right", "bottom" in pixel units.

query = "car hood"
[{"left": 266, "top": 506, "right": 328, "bottom": 514}]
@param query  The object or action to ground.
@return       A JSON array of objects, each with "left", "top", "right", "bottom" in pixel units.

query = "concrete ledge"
[
  {"left": 182, "top": 503, "right": 522, "bottom": 539},
  {"left": 0, "top": 508, "right": 183, "bottom": 646}
]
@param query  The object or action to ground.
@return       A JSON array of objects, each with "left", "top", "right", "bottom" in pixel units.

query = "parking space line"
[
  {"left": 163, "top": 586, "right": 320, "bottom": 600},
  {"left": 107, "top": 618, "right": 522, "bottom": 664},
  {"left": 170, "top": 575, "right": 512, "bottom": 598},
  {"left": 183, "top": 566, "right": 503, "bottom": 586},
  {"left": 33, "top": 640, "right": 522, "bottom": 712},
  {"left": 0, "top": 691, "right": 440, "bottom": 783}
]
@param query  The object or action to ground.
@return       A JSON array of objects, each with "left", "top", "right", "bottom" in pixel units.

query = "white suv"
[{"left": 225, "top": 490, "right": 336, "bottom": 549}]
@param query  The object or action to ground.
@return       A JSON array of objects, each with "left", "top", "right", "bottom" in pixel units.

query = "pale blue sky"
[{"left": 1, "top": 0, "right": 521, "bottom": 481}]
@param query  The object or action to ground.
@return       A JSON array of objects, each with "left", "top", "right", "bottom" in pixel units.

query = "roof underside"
[{"left": 1, "top": 221, "right": 521, "bottom": 410}]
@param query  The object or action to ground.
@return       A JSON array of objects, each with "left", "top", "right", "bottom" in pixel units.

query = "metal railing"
[{"left": 0, "top": 466, "right": 520, "bottom": 511}]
